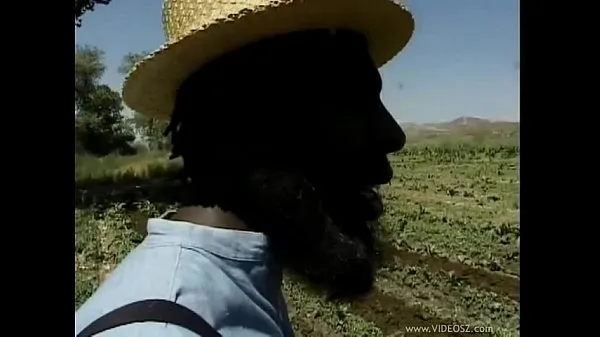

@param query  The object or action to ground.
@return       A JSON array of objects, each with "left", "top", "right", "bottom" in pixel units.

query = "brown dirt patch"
[
  {"left": 293, "top": 315, "right": 343, "bottom": 337},
  {"left": 349, "top": 289, "right": 491, "bottom": 336},
  {"left": 379, "top": 241, "right": 519, "bottom": 301}
]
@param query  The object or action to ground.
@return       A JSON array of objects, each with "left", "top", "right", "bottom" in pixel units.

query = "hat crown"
[
  {"left": 162, "top": 0, "right": 270, "bottom": 43},
  {"left": 126, "top": 0, "right": 413, "bottom": 119}
]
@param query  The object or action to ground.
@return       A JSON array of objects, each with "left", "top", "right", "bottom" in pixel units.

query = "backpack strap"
[{"left": 76, "top": 299, "right": 221, "bottom": 337}]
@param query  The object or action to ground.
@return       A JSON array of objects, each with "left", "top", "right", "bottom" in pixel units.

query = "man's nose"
[{"left": 373, "top": 103, "right": 406, "bottom": 154}]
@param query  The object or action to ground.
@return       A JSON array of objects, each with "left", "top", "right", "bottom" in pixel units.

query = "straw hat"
[{"left": 122, "top": 0, "right": 415, "bottom": 120}]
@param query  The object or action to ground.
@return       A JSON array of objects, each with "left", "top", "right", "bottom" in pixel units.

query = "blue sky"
[{"left": 74, "top": 0, "right": 519, "bottom": 123}]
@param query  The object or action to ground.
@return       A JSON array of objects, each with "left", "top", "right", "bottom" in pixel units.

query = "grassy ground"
[
  {"left": 75, "top": 150, "right": 174, "bottom": 185},
  {"left": 75, "top": 125, "right": 519, "bottom": 337}
]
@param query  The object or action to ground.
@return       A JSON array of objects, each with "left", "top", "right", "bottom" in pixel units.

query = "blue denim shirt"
[{"left": 75, "top": 215, "right": 294, "bottom": 336}]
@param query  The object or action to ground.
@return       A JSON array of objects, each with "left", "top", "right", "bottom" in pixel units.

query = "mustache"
[
  {"left": 359, "top": 186, "right": 384, "bottom": 221},
  {"left": 324, "top": 185, "right": 384, "bottom": 224}
]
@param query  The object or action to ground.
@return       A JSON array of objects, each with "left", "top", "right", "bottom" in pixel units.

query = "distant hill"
[
  {"left": 401, "top": 116, "right": 518, "bottom": 130},
  {"left": 427, "top": 116, "right": 518, "bottom": 128},
  {"left": 435, "top": 116, "right": 491, "bottom": 127},
  {"left": 399, "top": 117, "right": 519, "bottom": 146}
]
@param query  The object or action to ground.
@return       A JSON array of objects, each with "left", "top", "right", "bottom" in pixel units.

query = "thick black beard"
[{"left": 189, "top": 166, "right": 384, "bottom": 299}]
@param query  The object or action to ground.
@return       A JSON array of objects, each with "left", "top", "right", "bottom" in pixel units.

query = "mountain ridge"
[{"left": 401, "top": 116, "right": 518, "bottom": 129}]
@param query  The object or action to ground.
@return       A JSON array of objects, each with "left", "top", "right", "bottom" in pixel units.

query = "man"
[{"left": 75, "top": 0, "right": 414, "bottom": 336}]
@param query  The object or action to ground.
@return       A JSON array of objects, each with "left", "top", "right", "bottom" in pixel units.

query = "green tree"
[
  {"left": 119, "top": 51, "right": 171, "bottom": 150},
  {"left": 118, "top": 51, "right": 149, "bottom": 75},
  {"left": 75, "top": 0, "right": 113, "bottom": 27},
  {"left": 75, "top": 45, "right": 136, "bottom": 156},
  {"left": 75, "top": 45, "right": 105, "bottom": 111}
]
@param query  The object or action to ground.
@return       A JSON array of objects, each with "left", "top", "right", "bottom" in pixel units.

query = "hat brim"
[{"left": 122, "top": 0, "right": 414, "bottom": 120}]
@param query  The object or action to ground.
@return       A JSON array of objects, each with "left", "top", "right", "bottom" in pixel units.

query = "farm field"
[{"left": 75, "top": 123, "right": 520, "bottom": 337}]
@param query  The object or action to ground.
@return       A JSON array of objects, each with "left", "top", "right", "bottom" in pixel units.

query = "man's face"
[
  {"left": 300, "top": 42, "right": 406, "bottom": 187},
  {"left": 243, "top": 30, "right": 406, "bottom": 186},
  {"left": 176, "top": 30, "right": 406, "bottom": 298},
  {"left": 294, "top": 34, "right": 406, "bottom": 293}
]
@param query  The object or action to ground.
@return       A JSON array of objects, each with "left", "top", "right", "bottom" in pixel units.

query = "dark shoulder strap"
[{"left": 76, "top": 299, "right": 222, "bottom": 337}]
